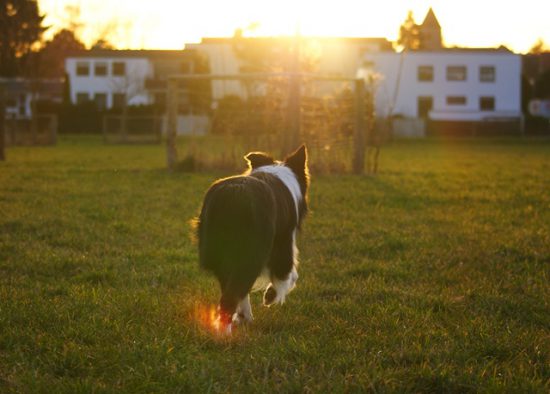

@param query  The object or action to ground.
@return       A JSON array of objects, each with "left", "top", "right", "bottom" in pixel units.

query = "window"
[
  {"left": 94, "top": 93, "right": 107, "bottom": 110},
  {"left": 112, "top": 62, "right": 126, "bottom": 76},
  {"left": 447, "top": 96, "right": 467, "bottom": 105},
  {"left": 95, "top": 62, "right": 108, "bottom": 76},
  {"left": 112, "top": 93, "right": 126, "bottom": 108},
  {"left": 417, "top": 96, "right": 433, "bottom": 118},
  {"left": 480, "top": 96, "right": 495, "bottom": 111},
  {"left": 76, "top": 92, "right": 89, "bottom": 104},
  {"left": 446, "top": 66, "right": 467, "bottom": 81},
  {"left": 417, "top": 66, "right": 434, "bottom": 82},
  {"left": 480, "top": 66, "right": 495, "bottom": 82},
  {"left": 76, "top": 62, "right": 90, "bottom": 76}
]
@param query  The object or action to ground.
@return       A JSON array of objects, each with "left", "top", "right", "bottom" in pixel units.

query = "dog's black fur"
[{"left": 197, "top": 145, "right": 309, "bottom": 331}]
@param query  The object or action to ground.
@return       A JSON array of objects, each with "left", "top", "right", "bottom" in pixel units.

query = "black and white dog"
[{"left": 197, "top": 145, "right": 309, "bottom": 333}]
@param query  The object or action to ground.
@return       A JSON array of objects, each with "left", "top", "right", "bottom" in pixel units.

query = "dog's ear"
[
  {"left": 284, "top": 144, "right": 308, "bottom": 173},
  {"left": 244, "top": 152, "right": 275, "bottom": 170}
]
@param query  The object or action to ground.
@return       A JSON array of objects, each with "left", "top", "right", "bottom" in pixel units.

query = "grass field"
[{"left": 0, "top": 136, "right": 549, "bottom": 393}]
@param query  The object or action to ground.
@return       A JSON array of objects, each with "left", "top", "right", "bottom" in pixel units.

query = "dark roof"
[
  {"left": 442, "top": 45, "right": 513, "bottom": 53},
  {"left": 421, "top": 8, "right": 441, "bottom": 29}
]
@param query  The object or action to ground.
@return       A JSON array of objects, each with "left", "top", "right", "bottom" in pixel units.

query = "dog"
[{"left": 196, "top": 145, "right": 309, "bottom": 333}]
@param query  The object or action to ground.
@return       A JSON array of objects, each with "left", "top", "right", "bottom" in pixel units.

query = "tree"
[
  {"left": 35, "top": 29, "right": 86, "bottom": 78},
  {"left": 397, "top": 11, "right": 420, "bottom": 51},
  {"left": 0, "top": 0, "right": 47, "bottom": 77},
  {"left": 534, "top": 70, "right": 550, "bottom": 99},
  {"left": 529, "top": 38, "right": 549, "bottom": 55},
  {"left": 91, "top": 38, "right": 114, "bottom": 50}
]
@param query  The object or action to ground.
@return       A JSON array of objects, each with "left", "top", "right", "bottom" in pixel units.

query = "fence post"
[
  {"left": 51, "top": 115, "right": 58, "bottom": 145},
  {"left": 166, "top": 78, "right": 178, "bottom": 171},
  {"left": 0, "top": 86, "right": 5, "bottom": 161},
  {"left": 285, "top": 73, "right": 301, "bottom": 154},
  {"left": 353, "top": 78, "right": 366, "bottom": 175}
]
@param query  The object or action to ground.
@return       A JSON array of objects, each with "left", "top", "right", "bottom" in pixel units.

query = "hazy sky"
[{"left": 39, "top": 0, "right": 550, "bottom": 53}]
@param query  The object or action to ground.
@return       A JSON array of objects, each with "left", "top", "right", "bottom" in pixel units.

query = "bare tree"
[{"left": 109, "top": 65, "right": 147, "bottom": 140}]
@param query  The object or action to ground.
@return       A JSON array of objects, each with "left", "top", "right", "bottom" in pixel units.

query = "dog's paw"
[{"left": 263, "top": 285, "right": 278, "bottom": 306}]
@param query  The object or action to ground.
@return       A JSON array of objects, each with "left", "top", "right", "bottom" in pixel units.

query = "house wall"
[
  {"left": 187, "top": 38, "right": 392, "bottom": 100},
  {"left": 65, "top": 57, "right": 153, "bottom": 108},
  {"left": 361, "top": 51, "right": 522, "bottom": 122},
  {"left": 185, "top": 42, "right": 244, "bottom": 100}
]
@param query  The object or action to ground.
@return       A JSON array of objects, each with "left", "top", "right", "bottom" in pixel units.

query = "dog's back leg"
[
  {"left": 264, "top": 231, "right": 299, "bottom": 306},
  {"left": 218, "top": 269, "right": 260, "bottom": 328},
  {"left": 234, "top": 294, "right": 253, "bottom": 324}
]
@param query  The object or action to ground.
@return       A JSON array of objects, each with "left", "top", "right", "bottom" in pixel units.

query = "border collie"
[{"left": 197, "top": 145, "right": 309, "bottom": 333}]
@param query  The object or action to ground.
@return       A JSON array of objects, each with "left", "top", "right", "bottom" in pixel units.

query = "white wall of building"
[
  {"left": 65, "top": 57, "right": 153, "bottom": 108},
  {"left": 185, "top": 42, "right": 244, "bottom": 100},
  {"left": 360, "top": 51, "right": 522, "bottom": 121},
  {"left": 187, "top": 38, "right": 392, "bottom": 100}
]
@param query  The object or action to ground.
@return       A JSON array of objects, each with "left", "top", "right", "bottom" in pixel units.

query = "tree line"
[{"left": 0, "top": 0, "right": 117, "bottom": 78}]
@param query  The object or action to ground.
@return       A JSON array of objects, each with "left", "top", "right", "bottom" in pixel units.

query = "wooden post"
[
  {"left": 284, "top": 31, "right": 301, "bottom": 155},
  {"left": 30, "top": 81, "right": 39, "bottom": 145},
  {"left": 286, "top": 73, "right": 301, "bottom": 154},
  {"left": 166, "top": 78, "right": 178, "bottom": 171},
  {"left": 102, "top": 115, "right": 108, "bottom": 143},
  {"left": 0, "top": 86, "right": 5, "bottom": 161},
  {"left": 51, "top": 114, "right": 58, "bottom": 145},
  {"left": 353, "top": 78, "right": 366, "bottom": 175}
]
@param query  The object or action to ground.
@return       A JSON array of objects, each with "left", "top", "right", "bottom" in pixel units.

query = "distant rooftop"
[{"left": 421, "top": 7, "right": 441, "bottom": 28}]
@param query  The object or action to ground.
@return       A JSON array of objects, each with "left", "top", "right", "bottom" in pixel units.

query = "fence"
[
  {"left": 165, "top": 73, "right": 380, "bottom": 174},
  {"left": 103, "top": 115, "right": 163, "bottom": 144},
  {"left": 3, "top": 114, "right": 57, "bottom": 146}
]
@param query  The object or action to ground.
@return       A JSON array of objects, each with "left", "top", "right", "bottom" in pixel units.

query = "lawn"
[{"left": 0, "top": 136, "right": 549, "bottom": 393}]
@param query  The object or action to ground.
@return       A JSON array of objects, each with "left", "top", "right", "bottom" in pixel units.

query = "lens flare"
[{"left": 194, "top": 303, "right": 230, "bottom": 335}]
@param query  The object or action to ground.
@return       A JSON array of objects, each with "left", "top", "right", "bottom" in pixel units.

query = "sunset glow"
[
  {"left": 194, "top": 303, "right": 229, "bottom": 335},
  {"left": 39, "top": 0, "right": 550, "bottom": 53}
]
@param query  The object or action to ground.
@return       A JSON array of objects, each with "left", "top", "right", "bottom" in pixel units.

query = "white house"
[
  {"left": 359, "top": 49, "right": 522, "bottom": 136},
  {"left": 65, "top": 50, "right": 160, "bottom": 109},
  {"left": 65, "top": 50, "right": 209, "bottom": 134}
]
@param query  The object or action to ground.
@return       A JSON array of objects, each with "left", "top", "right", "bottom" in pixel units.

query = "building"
[
  {"left": 186, "top": 36, "right": 393, "bottom": 100},
  {"left": 419, "top": 7, "right": 443, "bottom": 50},
  {"left": 359, "top": 48, "right": 522, "bottom": 136},
  {"left": 1, "top": 78, "right": 63, "bottom": 120},
  {"left": 65, "top": 49, "right": 210, "bottom": 135},
  {"left": 65, "top": 49, "right": 201, "bottom": 109}
]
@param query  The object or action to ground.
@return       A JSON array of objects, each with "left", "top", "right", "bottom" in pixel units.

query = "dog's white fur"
[
  {"left": 252, "top": 164, "right": 302, "bottom": 217},
  {"left": 265, "top": 265, "right": 299, "bottom": 306}
]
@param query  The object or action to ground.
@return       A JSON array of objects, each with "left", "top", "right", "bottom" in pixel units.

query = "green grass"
[{"left": 1, "top": 136, "right": 549, "bottom": 393}]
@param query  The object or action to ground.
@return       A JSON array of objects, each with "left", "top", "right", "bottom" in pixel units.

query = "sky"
[{"left": 38, "top": 0, "right": 550, "bottom": 54}]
